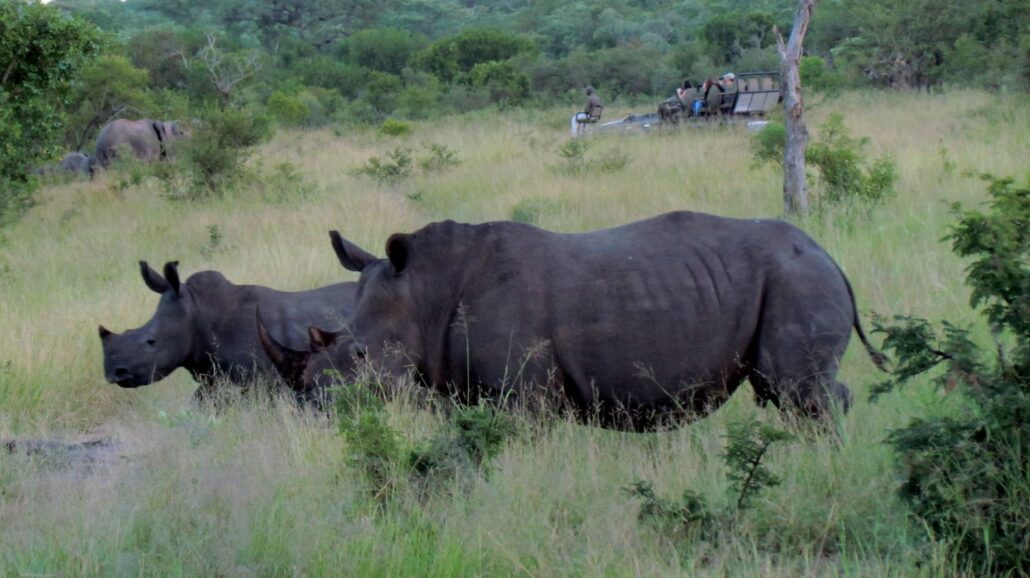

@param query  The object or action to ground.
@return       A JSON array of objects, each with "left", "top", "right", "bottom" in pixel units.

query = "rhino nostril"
[
  {"left": 114, "top": 366, "right": 132, "bottom": 378},
  {"left": 349, "top": 343, "right": 367, "bottom": 359}
]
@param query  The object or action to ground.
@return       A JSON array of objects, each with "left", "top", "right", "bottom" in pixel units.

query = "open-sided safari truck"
[{"left": 580, "top": 71, "right": 782, "bottom": 136}]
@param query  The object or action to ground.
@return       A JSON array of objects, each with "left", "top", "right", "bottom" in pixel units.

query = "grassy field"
[{"left": 0, "top": 90, "right": 1026, "bottom": 576}]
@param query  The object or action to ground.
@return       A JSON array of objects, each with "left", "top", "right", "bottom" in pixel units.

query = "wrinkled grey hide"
[
  {"left": 316, "top": 211, "right": 886, "bottom": 431},
  {"left": 94, "top": 119, "right": 188, "bottom": 168},
  {"left": 99, "top": 261, "right": 356, "bottom": 402},
  {"left": 59, "top": 152, "right": 93, "bottom": 176}
]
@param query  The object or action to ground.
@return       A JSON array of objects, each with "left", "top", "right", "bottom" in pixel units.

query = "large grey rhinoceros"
[
  {"left": 94, "top": 118, "right": 188, "bottom": 168},
  {"left": 284, "top": 211, "right": 886, "bottom": 431},
  {"left": 98, "top": 261, "right": 356, "bottom": 402}
]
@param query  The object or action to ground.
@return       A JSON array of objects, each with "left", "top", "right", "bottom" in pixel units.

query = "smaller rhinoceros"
[{"left": 99, "top": 261, "right": 356, "bottom": 401}]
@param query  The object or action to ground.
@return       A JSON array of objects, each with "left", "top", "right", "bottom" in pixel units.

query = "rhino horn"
[
  {"left": 308, "top": 326, "right": 340, "bottom": 352},
  {"left": 256, "top": 308, "right": 310, "bottom": 392}
]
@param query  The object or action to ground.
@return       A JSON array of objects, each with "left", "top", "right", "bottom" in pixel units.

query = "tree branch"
[{"left": 1, "top": 58, "right": 17, "bottom": 87}]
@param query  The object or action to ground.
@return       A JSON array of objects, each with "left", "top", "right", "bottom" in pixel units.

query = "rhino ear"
[
  {"left": 308, "top": 326, "right": 339, "bottom": 352},
  {"left": 256, "top": 309, "right": 311, "bottom": 392},
  {"left": 386, "top": 234, "right": 411, "bottom": 274},
  {"left": 329, "top": 231, "right": 377, "bottom": 272},
  {"left": 98, "top": 325, "right": 114, "bottom": 340},
  {"left": 140, "top": 261, "right": 170, "bottom": 294},
  {"left": 163, "top": 261, "right": 181, "bottom": 294}
]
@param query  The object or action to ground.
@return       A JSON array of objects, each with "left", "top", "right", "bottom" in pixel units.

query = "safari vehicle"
[{"left": 582, "top": 71, "right": 782, "bottom": 136}]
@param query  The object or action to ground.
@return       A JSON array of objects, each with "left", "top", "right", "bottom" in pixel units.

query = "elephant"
[
  {"left": 94, "top": 119, "right": 189, "bottom": 169},
  {"left": 59, "top": 152, "right": 94, "bottom": 176}
]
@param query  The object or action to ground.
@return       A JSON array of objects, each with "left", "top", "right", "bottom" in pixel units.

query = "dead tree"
[
  {"left": 197, "top": 34, "right": 262, "bottom": 109},
  {"left": 775, "top": 0, "right": 817, "bottom": 217}
]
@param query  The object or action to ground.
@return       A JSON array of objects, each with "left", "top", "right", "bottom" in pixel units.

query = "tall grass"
[{"left": 0, "top": 90, "right": 1026, "bottom": 575}]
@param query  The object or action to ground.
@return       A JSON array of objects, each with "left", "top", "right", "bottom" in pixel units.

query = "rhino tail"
[{"left": 836, "top": 262, "right": 890, "bottom": 372}]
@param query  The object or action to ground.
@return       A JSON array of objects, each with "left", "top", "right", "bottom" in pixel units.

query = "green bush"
[
  {"left": 417, "top": 143, "right": 461, "bottom": 173},
  {"left": 625, "top": 419, "right": 794, "bottom": 541},
  {"left": 416, "top": 28, "right": 536, "bottom": 83},
  {"left": 0, "top": 0, "right": 99, "bottom": 225},
  {"left": 800, "top": 55, "right": 843, "bottom": 93},
  {"left": 623, "top": 480, "right": 714, "bottom": 540},
  {"left": 339, "top": 28, "right": 428, "bottom": 76},
  {"left": 167, "top": 107, "right": 273, "bottom": 199},
  {"left": 751, "top": 114, "right": 897, "bottom": 211},
  {"left": 379, "top": 118, "right": 412, "bottom": 137},
  {"left": 871, "top": 176, "right": 1029, "bottom": 576},
  {"left": 356, "top": 71, "right": 405, "bottom": 120},
  {"left": 551, "top": 140, "right": 630, "bottom": 176},
  {"left": 465, "top": 61, "right": 531, "bottom": 107},
  {"left": 750, "top": 120, "right": 786, "bottom": 167},
  {"left": 808, "top": 114, "right": 897, "bottom": 207},
  {"left": 349, "top": 147, "right": 413, "bottom": 186},
  {"left": 408, "top": 403, "right": 519, "bottom": 482},
  {"left": 267, "top": 91, "right": 309, "bottom": 126}
]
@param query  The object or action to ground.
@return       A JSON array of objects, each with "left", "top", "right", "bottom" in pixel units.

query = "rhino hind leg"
[{"left": 747, "top": 314, "right": 854, "bottom": 421}]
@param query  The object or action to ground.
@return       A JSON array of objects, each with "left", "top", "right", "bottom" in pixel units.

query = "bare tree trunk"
[{"left": 776, "top": 0, "right": 817, "bottom": 217}]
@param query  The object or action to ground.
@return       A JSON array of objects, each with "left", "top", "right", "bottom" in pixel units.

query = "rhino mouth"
[{"left": 106, "top": 371, "right": 154, "bottom": 388}]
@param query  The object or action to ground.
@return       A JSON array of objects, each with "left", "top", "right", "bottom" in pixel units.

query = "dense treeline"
[{"left": 1, "top": 0, "right": 1027, "bottom": 216}]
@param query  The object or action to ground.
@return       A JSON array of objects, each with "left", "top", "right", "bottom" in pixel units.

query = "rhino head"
[{"left": 99, "top": 261, "right": 197, "bottom": 387}]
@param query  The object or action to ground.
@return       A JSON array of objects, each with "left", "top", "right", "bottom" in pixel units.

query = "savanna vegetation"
[{"left": 0, "top": 0, "right": 1028, "bottom": 576}]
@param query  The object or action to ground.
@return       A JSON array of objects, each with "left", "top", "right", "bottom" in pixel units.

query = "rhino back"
[
  {"left": 423, "top": 212, "right": 847, "bottom": 415},
  {"left": 185, "top": 272, "right": 355, "bottom": 381}
]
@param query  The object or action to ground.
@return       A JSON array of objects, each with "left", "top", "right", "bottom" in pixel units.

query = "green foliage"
[
  {"left": 449, "top": 403, "right": 518, "bottom": 467},
  {"left": 255, "top": 161, "right": 317, "bottom": 203},
  {"left": 807, "top": 114, "right": 897, "bottom": 208},
  {"left": 416, "top": 29, "right": 535, "bottom": 83},
  {"left": 723, "top": 421, "right": 796, "bottom": 511},
  {"left": 379, "top": 118, "right": 412, "bottom": 137},
  {"left": 168, "top": 106, "right": 272, "bottom": 198},
  {"left": 626, "top": 419, "right": 793, "bottom": 540},
  {"left": 408, "top": 402, "right": 518, "bottom": 482},
  {"left": 340, "top": 28, "right": 428, "bottom": 75},
  {"left": 623, "top": 480, "right": 714, "bottom": 538},
  {"left": 750, "top": 120, "right": 786, "bottom": 167},
  {"left": 65, "top": 54, "right": 154, "bottom": 149},
  {"left": 334, "top": 380, "right": 517, "bottom": 503},
  {"left": 0, "top": 0, "right": 99, "bottom": 224},
  {"left": 267, "top": 91, "right": 309, "bottom": 126},
  {"left": 355, "top": 71, "right": 405, "bottom": 120},
  {"left": 553, "top": 140, "right": 630, "bottom": 176},
  {"left": 799, "top": 56, "right": 842, "bottom": 93},
  {"left": 349, "top": 147, "right": 413, "bottom": 185},
  {"left": 333, "top": 378, "right": 398, "bottom": 502},
  {"left": 755, "top": 115, "right": 897, "bottom": 211},
  {"left": 510, "top": 197, "right": 563, "bottom": 225},
  {"left": 702, "top": 10, "right": 778, "bottom": 64},
  {"left": 417, "top": 143, "right": 460, "bottom": 173},
  {"left": 871, "top": 176, "right": 1029, "bottom": 576},
  {"left": 555, "top": 139, "right": 592, "bottom": 173},
  {"left": 465, "top": 61, "right": 531, "bottom": 107},
  {"left": 199, "top": 224, "right": 224, "bottom": 259}
]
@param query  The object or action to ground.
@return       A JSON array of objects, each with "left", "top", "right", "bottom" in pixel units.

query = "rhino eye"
[{"left": 146, "top": 338, "right": 156, "bottom": 346}]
